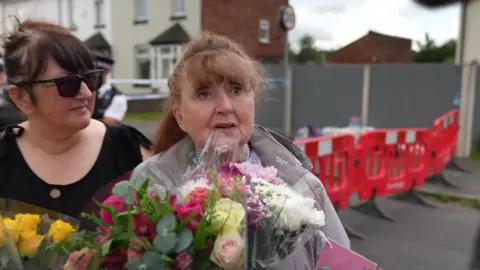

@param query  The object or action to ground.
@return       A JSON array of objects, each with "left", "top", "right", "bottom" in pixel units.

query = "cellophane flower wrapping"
[
  {"left": 142, "top": 131, "right": 329, "bottom": 269},
  {"left": 0, "top": 215, "right": 24, "bottom": 269},
  {"left": 0, "top": 198, "right": 80, "bottom": 270}
]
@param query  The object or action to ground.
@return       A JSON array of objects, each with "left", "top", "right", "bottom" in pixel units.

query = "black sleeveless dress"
[{"left": 0, "top": 124, "right": 151, "bottom": 223}]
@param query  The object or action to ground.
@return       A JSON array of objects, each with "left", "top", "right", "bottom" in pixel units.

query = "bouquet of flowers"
[
  {"left": 0, "top": 199, "right": 81, "bottom": 270},
  {"left": 59, "top": 131, "right": 331, "bottom": 269}
]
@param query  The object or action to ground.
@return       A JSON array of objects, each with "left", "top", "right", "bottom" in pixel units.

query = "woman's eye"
[
  {"left": 196, "top": 88, "right": 210, "bottom": 99},
  {"left": 230, "top": 84, "right": 243, "bottom": 95}
]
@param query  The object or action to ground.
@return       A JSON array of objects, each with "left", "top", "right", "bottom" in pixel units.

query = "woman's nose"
[
  {"left": 215, "top": 91, "right": 234, "bottom": 112},
  {"left": 77, "top": 81, "right": 93, "bottom": 99}
]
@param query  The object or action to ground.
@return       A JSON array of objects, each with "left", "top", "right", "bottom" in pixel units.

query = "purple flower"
[
  {"left": 245, "top": 186, "right": 269, "bottom": 230},
  {"left": 220, "top": 163, "right": 243, "bottom": 176}
]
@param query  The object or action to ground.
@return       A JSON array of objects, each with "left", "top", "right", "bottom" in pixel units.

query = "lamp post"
[{"left": 278, "top": 3, "right": 295, "bottom": 137}]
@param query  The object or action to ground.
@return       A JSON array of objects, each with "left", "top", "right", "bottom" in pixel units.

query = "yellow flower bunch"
[{"left": 1, "top": 214, "right": 76, "bottom": 258}]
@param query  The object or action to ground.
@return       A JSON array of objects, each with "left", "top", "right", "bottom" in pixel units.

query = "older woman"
[
  {"left": 0, "top": 19, "right": 151, "bottom": 219},
  {"left": 132, "top": 33, "right": 349, "bottom": 269}
]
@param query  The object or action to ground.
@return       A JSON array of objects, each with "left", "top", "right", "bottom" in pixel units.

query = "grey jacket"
[{"left": 131, "top": 126, "right": 350, "bottom": 269}]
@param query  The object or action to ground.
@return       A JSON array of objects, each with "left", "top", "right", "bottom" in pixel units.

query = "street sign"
[{"left": 279, "top": 4, "right": 296, "bottom": 31}]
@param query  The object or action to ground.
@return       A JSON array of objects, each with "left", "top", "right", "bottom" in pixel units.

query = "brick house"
[
  {"left": 327, "top": 31, "right": 413, "bottom": 64},
  {"left": 107, "top": 0, "right": 288, "bottom": 93},
  {"left": 202, "top": 0, "right": 287, "bottom": 62},
  {"left": 0, "top": 0, "right": 287, "bottom": 93}
]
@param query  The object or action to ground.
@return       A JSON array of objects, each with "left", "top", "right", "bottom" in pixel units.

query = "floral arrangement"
[
  {"left": 0, "top": 212, "right": 78, "bottom": 269},
  {"left": 59, "top": 155, "right": 326, "bottom": 269}
]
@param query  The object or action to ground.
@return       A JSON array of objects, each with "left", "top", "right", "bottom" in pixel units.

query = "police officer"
[
  {"left": 0, "top": 60, "right": 26, "bottom": 129},
  {"left": 92, "top": 54, "right": 128, "bottom": 126}
]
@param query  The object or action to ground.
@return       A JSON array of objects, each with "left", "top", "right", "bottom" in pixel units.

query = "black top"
[{"left": 0, "top": 124, "right": 151, "bottom": 219}]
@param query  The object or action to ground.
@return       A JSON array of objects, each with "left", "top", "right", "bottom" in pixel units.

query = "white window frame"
[
  {"left": 94, "top": 0, "right": 105, "bottom": 26},
  {"left": 135, "top": 0, "right": 148, "bottom": 19},
  {"left": 259, "top": 19, "right": 270, "bottom": 44},
  {"left": 67, "top": 0, "right": 76, "bottom": 30},
  {"left": 135, "top": 45, "right": 152, "bottom": 80},
  {"left": 153, "top": 45, "right": 183, "bottom": 79},
  {"left": 172, "top": 0, "right": 186, "bottom": 17}
]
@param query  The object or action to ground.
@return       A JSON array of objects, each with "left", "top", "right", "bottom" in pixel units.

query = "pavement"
[{"left": 126, "top": 120, "right": 480, "bottom": 270}]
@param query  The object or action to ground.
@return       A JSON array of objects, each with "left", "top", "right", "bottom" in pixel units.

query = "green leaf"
[
  {"left": 127, "top": 208, "right": 134, "bottom": 235},
  {"left": 160, "top": 254, "right": 175, "bottom": 263},
  {"left": 139, "top": 178, "right": 151, "bottom": 192},
  {"left": 152, "top": 200, "right": 163, "bottom": 222},
  {"left": 116, "top": 209, "right": 140, "bottom": 216},
  {"left": 153, "top": 232, "right": 177, "bottom": 254},
  {"left": 193, "top": 217, "right": 208, "bottom": 249},
  {"left": 142, "top": 251, "right": 165, "bottom": 269},
  {"left": 116, "top": 232, "right": 131, "bottom": 241},
  {"left": 81, "top": 212, "right": 109, "bottom": 227},
  {"left": 156, "top": 213, "right": 177, "bottom": 234},
  {"left": 101, "top": 239, "right": 113, "bottom": 256},
  {"left": 177, "top": 212, "right": 196, "bottom": 230},
  {"left": 93, "top": 200, "right": 117, "bottom": 217},
  {"left": 174, "top": 228, "right": 193, "bottom": 253},
  {"left": 112, "top": 181, "right": 134, "bottom": 198},
  {"left": 125, "top": 258, "right": 142, "bottom": 270}
]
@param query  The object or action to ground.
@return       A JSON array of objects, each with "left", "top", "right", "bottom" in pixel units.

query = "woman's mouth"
[
  {"left": 214, "top": 123, "right": 236, "bottom": 130},
  {"left": 70, "top": 105, "right": 87, "bottom": 112}
]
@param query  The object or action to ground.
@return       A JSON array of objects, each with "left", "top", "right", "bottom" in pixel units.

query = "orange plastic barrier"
[
  {"left": 429, "top": 109, "right": 459, "bottom": 174},
  {"left": 295, "top": 134, "right": 356, "bottom": 211},
  {"left": 355, "top": 128, "right": 431, "bottom": 200},
  {"left": 292, "top": 109, "right": 457, "bottom": 211}
]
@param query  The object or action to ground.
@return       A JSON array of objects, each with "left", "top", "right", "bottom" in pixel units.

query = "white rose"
[{"left": 210, "top": 233, "right": 244, "bottom": 270}]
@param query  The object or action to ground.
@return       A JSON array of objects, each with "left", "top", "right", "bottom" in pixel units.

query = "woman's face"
[
  {"left": 16, "top": 58, "right": 95, "bottom": 130},
  {"left": 174, "top": 79, "right": 256, "bottom": 150}
]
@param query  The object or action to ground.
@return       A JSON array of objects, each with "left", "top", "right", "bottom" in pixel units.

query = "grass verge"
[
  {"left": 124, "top": 111, "right": 164, "bottom": 121},
  {"left": 417, "top": 187, "right": 480, "bottom": 209}
]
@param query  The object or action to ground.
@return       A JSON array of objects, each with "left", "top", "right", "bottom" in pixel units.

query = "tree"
[
  {"left": 413, "top": 33, "right": 456, "bottom": 63},
  {"left": 295, "top": 35, "right": 325, "bottom": 64},
  {"left": 287, "top": 34, "right": 330, "bottom": 64}
]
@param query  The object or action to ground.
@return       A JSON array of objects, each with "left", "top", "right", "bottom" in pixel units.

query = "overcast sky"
[{"left": 289, "top": 0, "right": 460, "bottom": 51}]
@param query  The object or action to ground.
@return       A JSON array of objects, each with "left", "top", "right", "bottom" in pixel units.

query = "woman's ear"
[
  {"left": 8, "top": 85, "right": 34, "bottom": 114},
  {"left": 172, "top": 104, "right": 186, "bottom": 132}
]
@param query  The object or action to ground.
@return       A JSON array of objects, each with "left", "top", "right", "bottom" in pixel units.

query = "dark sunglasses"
[{"left": 22, "top": 70, "right": 104, "bottom": 98}]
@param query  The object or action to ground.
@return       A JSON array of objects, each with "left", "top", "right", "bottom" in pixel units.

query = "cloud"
[
  {"left": 313, "top": 3, "right": 347, "bottom": 15},
  {"left": 289, "top": 0, "right": 460, "bottom": 50}
]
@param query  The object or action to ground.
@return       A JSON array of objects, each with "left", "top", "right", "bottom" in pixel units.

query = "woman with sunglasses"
[{"left": 0, "top": 19, "right": 152, "bottom": 220}]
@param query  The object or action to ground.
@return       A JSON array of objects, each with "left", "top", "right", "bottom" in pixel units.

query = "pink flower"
[
  {"left": 100, "top": 195, "right": 127, "bottom": 225},
  {"left": 188, "top": 187, "right": 208, "bottom": 203},
  {"left": 174, "top": 200, "right": 204, "bottom": 231},
  {"left": 127, "top": 247, "right": 143, "bottom": 260},
  {"left": 104, "top": 248, "right": 128, "bottom": 270},
  {"left": 95, "top": 226, "right": 111, "bottom": 244},
  {"left": 133, "top": 213, "right": 156, "bottom": 239},
  {"left": 234, "top": 162, "right": 281, "bottom": 184},
  {"left": 212, "top": 234, "right": 244, "bottom": 269},
  {"left": 63, "top": 248, "right": 95, "bottom": 270},
  {"left": 218, "top": 174, "right": 246, "bottom": 197},
  {"left": 174, "top": 252, "right": 193, "bottom": 270}
]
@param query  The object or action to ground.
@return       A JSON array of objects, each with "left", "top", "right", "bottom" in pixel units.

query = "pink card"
[{"left": 316, "top": 239, "right": 378, "bottom": 270}]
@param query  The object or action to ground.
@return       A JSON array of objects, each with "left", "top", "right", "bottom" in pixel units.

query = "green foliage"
[
  {"left": 126, "top": 251, "right": 165, "bottom": 270},
  {"left": 413, "top": 33, "right": 456, "bottom": 63},
  {"left": 289, "top": 34, "right": 331, "bottom": 64}
]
